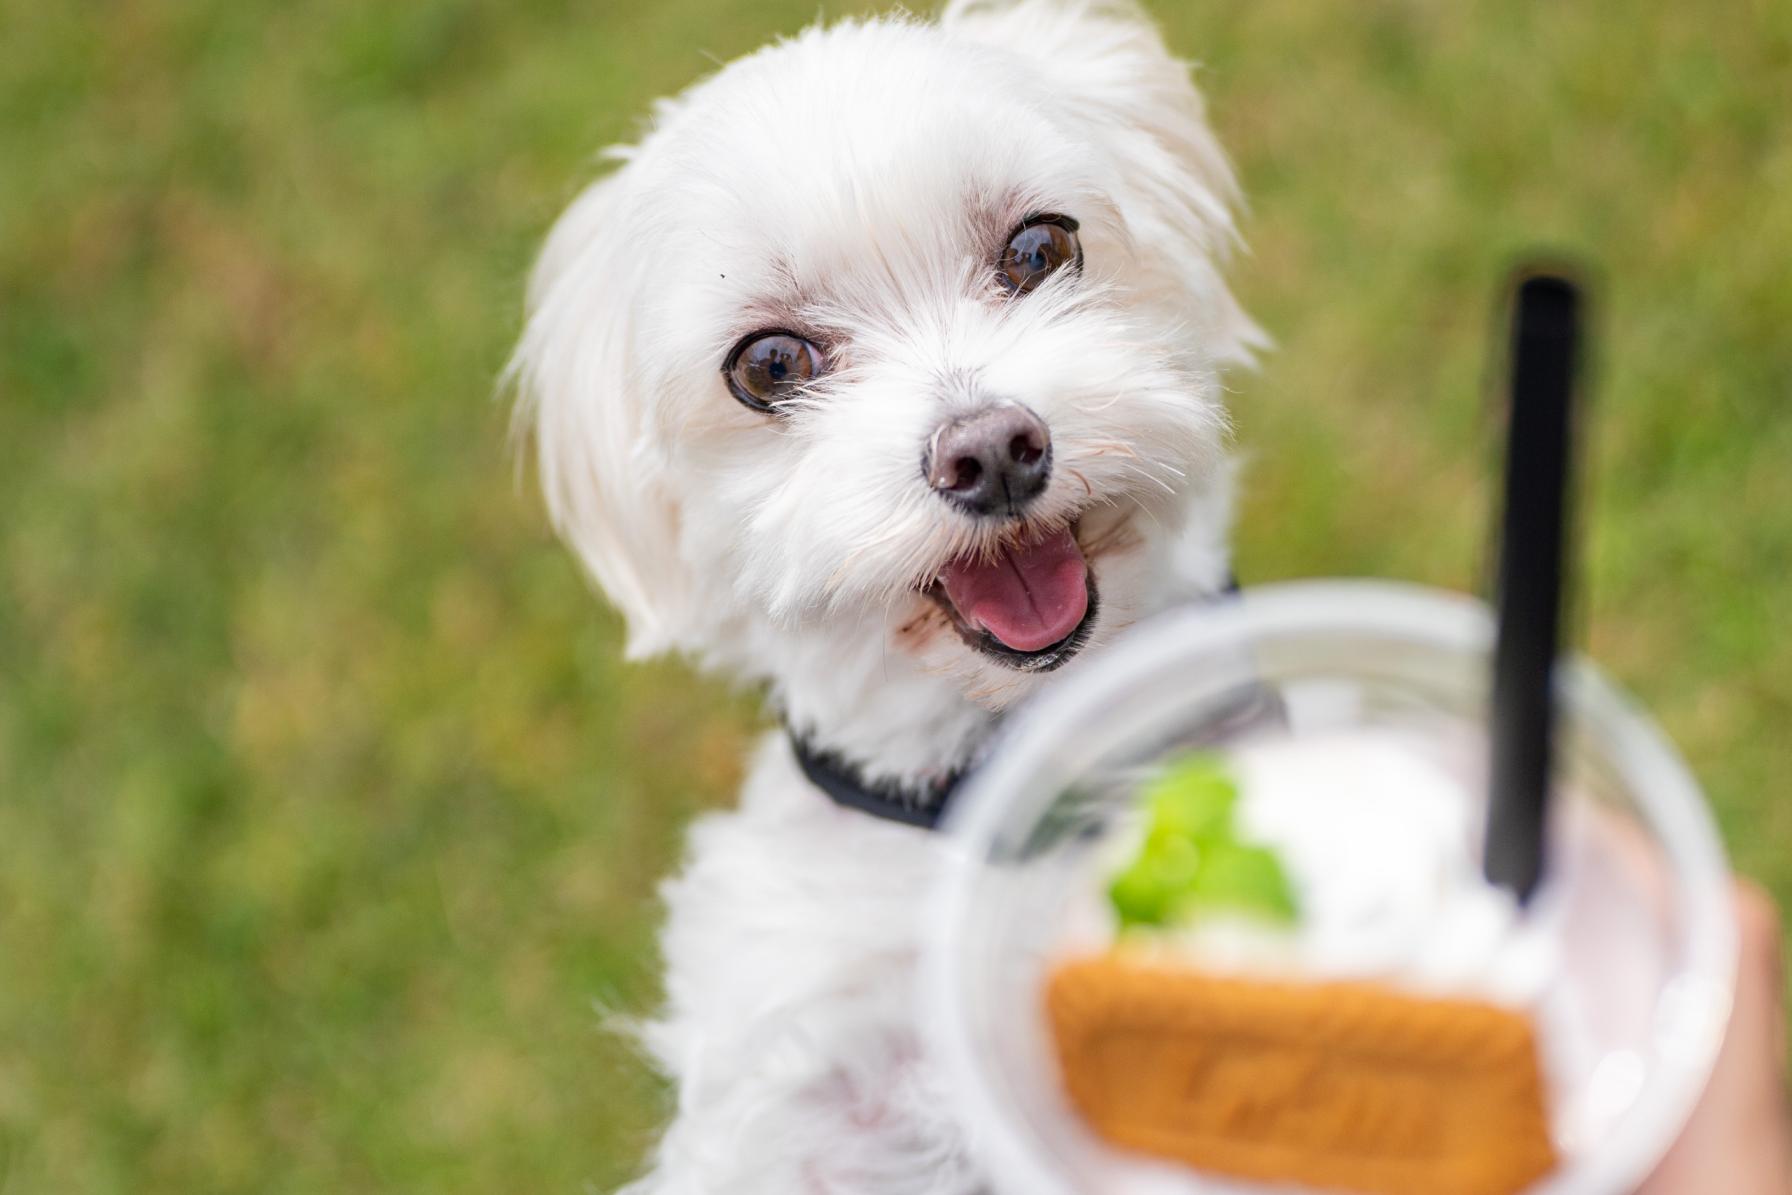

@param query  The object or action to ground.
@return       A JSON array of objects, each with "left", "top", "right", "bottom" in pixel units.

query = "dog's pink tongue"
[{"left": 939, "top": 528, "right": 1089, "bottom": 652}]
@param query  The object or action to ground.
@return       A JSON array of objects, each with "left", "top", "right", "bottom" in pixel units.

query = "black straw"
[{"left": 1484, "top": 272, "right": 1583, "bottom": 904}]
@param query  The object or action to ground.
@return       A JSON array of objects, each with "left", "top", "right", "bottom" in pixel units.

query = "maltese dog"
[{"left": 510, "top": 1, "right": 1260, "bottom": 1190}]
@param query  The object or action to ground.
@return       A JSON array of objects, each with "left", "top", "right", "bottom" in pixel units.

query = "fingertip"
[{"left": 1734, "top": 879, "right": 1784, "bottom": 968}]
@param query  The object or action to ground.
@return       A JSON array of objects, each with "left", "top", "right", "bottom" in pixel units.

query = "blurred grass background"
[{"left": 1, "top": 0, "right": 1787, "bottom": 1190}]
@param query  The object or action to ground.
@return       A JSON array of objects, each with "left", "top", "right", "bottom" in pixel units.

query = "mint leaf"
[
  {"left": 1108, "top": 835, "right": 1202, "bottom": 928},
  {"left": 1108, "top": 861, "right": 1169, "bottom": 928},
  {"left": 1142, "top": 754, "right": 1238, "bottom": 845},
  {"left": 1185, "top": 841, "right": 1300, "bottom": 924},
  {"left": 1106, "top": 754, "right": 1301, "bottom": 932}
]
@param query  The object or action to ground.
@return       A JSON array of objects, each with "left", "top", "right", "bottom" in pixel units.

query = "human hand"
[{"left": 1638, "top": 881, "right": 1792, "bottom": 1194}]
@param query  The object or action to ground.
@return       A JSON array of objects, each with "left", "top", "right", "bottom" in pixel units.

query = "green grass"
[{"left": 1, "top": 1, "right": 1787, "bottom": 1190}]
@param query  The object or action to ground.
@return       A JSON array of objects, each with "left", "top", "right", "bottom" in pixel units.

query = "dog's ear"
[
  {"left": 509, "top": 162, "right": 698, "bottom": 659},
  {"left": 942, "top": 0, "right": 1265, "bottom": 365}
]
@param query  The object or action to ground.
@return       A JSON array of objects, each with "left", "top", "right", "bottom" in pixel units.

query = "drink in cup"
[{"left": 924, "top": 580, "right": 1736, "bottom": 1195}]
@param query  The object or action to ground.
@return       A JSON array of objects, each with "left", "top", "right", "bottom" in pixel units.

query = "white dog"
[{"left": 511, "top": 2, "right": 1260, "bottom": 1190}]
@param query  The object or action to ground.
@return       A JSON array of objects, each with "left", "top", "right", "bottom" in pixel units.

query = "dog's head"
[{"left": 513, "top": 0, "right": 1258, "bottom": 711}]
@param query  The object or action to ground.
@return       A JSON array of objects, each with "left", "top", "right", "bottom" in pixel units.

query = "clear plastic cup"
[{"left": 925, "top": 580, "right": 1736, "bottom": 1195}]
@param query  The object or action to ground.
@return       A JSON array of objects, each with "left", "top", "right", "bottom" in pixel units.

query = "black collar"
[
  {"left": 789, "top": 576, "right": 1240, "bottom": 832},
  {"left": 789, "top": 735, "right": 968, "bottom": 830}
]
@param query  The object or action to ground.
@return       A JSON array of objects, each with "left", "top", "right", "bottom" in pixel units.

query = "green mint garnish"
[
  {"left": 1107, "top": 834, "right": 1201, "bottom": 927},
  {"left": 1187, "top": 840, "right": 1299, "bottom": 922},
  {"left": 1108, "top": 753, "right": 1299, "bottom": 931},
  {"left": 1143, "top": 755, "right": 1239, "bottom": 846}
]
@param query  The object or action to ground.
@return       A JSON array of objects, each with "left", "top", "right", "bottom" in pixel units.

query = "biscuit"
[{"left": 1046, "top": 954, "right": 1558, "bottom": 1195}]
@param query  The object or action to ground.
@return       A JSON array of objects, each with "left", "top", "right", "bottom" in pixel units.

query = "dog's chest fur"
[{"left": 631, "top": 736, "right": 985, "bottom": 1194}]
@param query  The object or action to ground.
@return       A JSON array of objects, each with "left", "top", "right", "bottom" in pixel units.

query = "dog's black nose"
[{"left": 925, "top": 403, "right": 1052, "bottom": 518}]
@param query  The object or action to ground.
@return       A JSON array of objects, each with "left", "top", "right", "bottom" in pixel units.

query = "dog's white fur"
[{"left": 511, "top": 2, "right": 1259, "bottom": 1189}]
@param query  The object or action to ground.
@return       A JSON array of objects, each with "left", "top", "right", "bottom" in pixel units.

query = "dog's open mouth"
[{"left": 929, "top": 524, "right": 1098, "bottom": 671}]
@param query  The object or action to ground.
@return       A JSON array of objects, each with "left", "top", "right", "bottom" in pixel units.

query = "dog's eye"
[
  {"left": 724, "top": 331, "right": 825, "bottom": 412},
  {"left": 997, "top": 215, "right": 1081, "bottom": 295}
]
